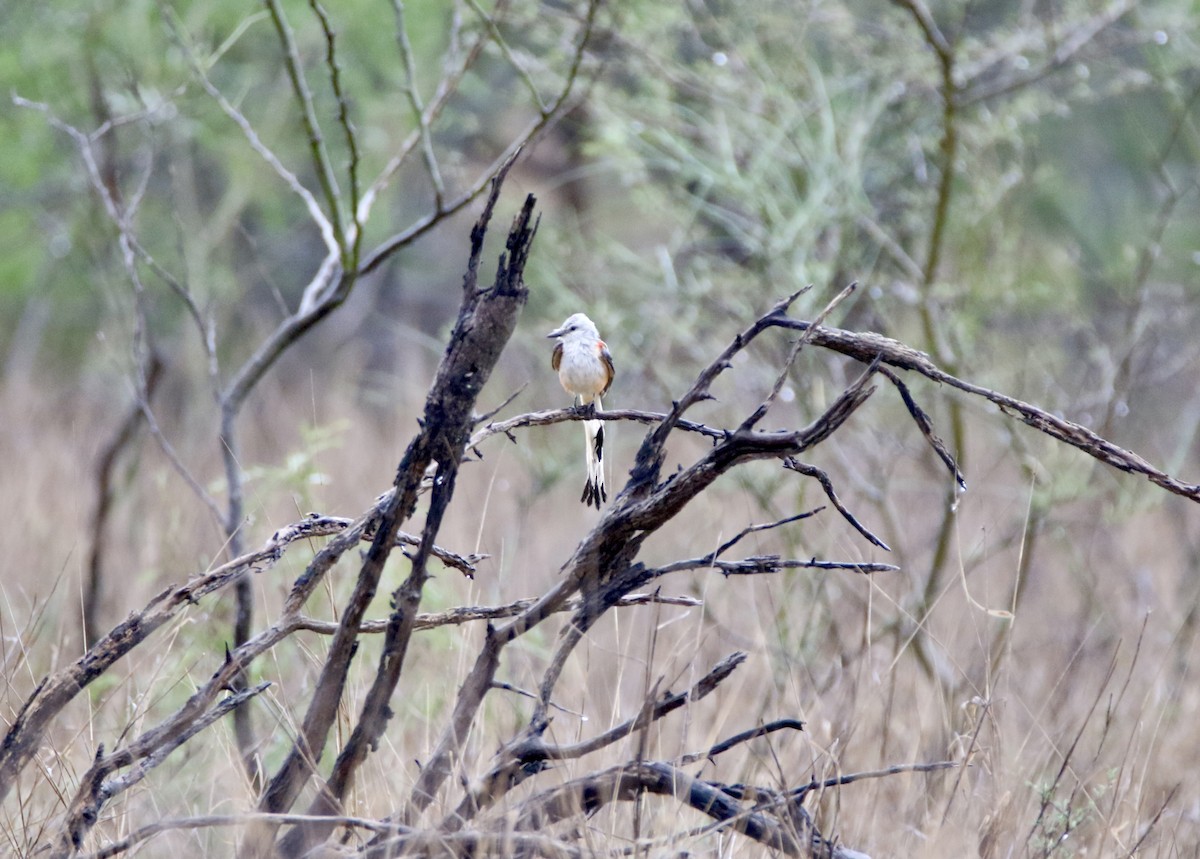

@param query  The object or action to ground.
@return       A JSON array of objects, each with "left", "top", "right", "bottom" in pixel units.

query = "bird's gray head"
[{"left": 546, "top": 313, "right": 599, "bottom": 340}]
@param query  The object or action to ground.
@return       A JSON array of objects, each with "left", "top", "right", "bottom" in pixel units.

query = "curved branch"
[
  {"left": 777, "top": 319, "right": 1200, "bottom": 503},
  {"left": 510, "top": 761, "right": 815, "bottom": 856},
  {"left": 449, "top": 652, "right": 747, "bottom": 826}
]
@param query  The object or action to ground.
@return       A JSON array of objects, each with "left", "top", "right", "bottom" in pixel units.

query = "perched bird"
[{"left": 547, "top": 313, "right": 615, "bottom": 508}]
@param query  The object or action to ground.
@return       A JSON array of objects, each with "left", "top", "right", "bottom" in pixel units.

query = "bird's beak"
[{"left": 546, "top": 326, "right": 566, "bottom": 339}]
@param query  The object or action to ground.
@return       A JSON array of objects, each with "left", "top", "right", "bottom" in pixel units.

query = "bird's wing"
[
  {"left": 551, "top": 341, "right": 563, "bottom": 372},
  {"left": 599, "top": 342, "right": 615, "bottom": 396}
]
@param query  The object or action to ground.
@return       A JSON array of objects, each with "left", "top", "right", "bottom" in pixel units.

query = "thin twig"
[
  {"left": 264, "top": 0, "right": 347, "bottom": 250},
  {"left": 677, "top": 719, "right": 806, "bottom": 765},
  {"left": 791, "top": 759, "right": 959, "bottom": 800},
  {"left": 356, "top": 0, "right": 602, "bottom": 276},
  {"left": 959, "top": 0, "right": 1134, "bottom": 106},
  {"left": 471, "top": 405, "right": 726, "bottom": 447},
  {"left": 292, "top": 592, "right": 701, "bottom": 636},
  {"left": 783, "top": 460, "right": 891, "bottom": 551},
  {"left": 490, "top": 682, "right": 584, "bottom": 717},
  {"left": 742, "top": 282, "right": 855, "bottom": 431},
  {"left": 392, "top": 0, "right": 447, "bottom": 206},
  {"left": 653, "top": 555, "right": 898, "bottom": 576},
  {"left": 879, "top": 366, "right": 966, "bottom": 489},
  {"left": 464, "top": 0, "right": 548, "bottom": 113},
  {"left": 159, "top": 9, "right": 339, "bottom": 260},
  {"left": 79, "top": 812, "right": 403, "bottom": 859},
  {"left": 309, "top": 0, "right": 362, "bottom": 268},
  {"left": 11, "top": 95, "right": 226, "bottom": 524}
]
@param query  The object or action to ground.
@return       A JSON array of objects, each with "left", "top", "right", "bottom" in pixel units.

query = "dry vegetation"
[
  {"left": 4, "top": 0, "right": 1200, "bottom": 857},
  {"left": 3, "top": 185, "right": 1199, "bottom": 855}
]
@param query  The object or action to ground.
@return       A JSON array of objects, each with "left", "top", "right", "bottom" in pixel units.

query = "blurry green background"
[
  {"left": 4, "top": 1, "right": 1200, "bottom": 854},
  {"left": 5, "top": 0, "right": 1198, "bottom": 410}
]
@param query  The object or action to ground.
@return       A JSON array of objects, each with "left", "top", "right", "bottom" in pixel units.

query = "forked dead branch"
[{"left": 7, "top": 179, "right": 1200, "bottom": 857}]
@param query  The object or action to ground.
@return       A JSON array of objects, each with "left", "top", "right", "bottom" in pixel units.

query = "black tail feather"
[{"left": 581, "top": 477, "right": 606, "bottom": 509}]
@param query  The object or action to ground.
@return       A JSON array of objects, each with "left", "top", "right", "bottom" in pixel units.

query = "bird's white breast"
[{"left": 557, "top": 338, "right": 606, "bottom": 397}]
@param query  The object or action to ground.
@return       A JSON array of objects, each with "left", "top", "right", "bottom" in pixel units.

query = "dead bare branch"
[
  {"left": 263, "top": 162, "right": 537, "bottom": 858},
  {"left": 397, "top": 301, "right": 884, "bottom": 835},
  {"left": 79, "top": 812, "right": 401, "bottom": 859},
  {"left": 55, "top": 682, "right": 270, "bottom": 856},
  {"left": 677, "top": 718, "right": 806, "bottom": 765},
  {"left": 776, "top": 319, "right": 1200, "bottom": 503},
  {"left": 782, "top": 461, "right": 891, "bottom": 551},
  {"left": 471, "top": 405, "right": 727, "bottom": 448},
  {"left": 878, "top": 366, "right": 966, "bottom": 490},
  {"left": 509, "top": 761, "right": 822, "bottom": 856},
  {"left": 653, "top": 555, "right": 898, "bottom": 576},
  {"left": 292, "top": 592, "right": 701, "bottom": 636},
  {"left": 451, "top": 653, "right": 748, "bottom": 826}
]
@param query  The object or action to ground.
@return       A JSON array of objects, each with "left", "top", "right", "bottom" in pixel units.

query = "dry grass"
[{"left": 2, "top": 331, "right": 1199, "bottom": 857}]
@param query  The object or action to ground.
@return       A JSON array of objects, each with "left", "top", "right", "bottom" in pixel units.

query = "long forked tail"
[{"left": 581, "top": 394, "right": 606, "bottom": 509}]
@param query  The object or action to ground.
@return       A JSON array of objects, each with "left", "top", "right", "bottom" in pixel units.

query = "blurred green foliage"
[{"left": 3, "top": 0, "right": 1198, "bottom": 430}]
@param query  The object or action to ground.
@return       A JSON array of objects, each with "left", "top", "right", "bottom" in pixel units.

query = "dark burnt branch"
[
  {"left": 470, "top": 405, "right": 727, "bottom": 447},
  {"left": 451, "top": 653, "right": 748, "bottom": 826},
  {"left": 645, "top": 509, "right": 833, "bottom": 578},
  {"left": 0, "top": 503, "right": 372, "bottom": 804},
  {"left": 782, "top": 460, "right": 891, "bottom": 551},
  {"left": 293, "top": 592, "right": 701, "bottom": 636},
  {"left": 678, "top": 718, "right": 806, "bottom": 765},
  {"left": 670, "top": 760, "right": 958, "bottom": 851},
  {"left": 666, "top": 761, "right": 958, "bottom": 857},
  {"left": 509, "top": 761, "right": 839, "bottom": 857},
  {"left": 55, "top": 682, "right": 270, "bottom": 855},
  {"left": 549, "top": 652, "right": 747, "bottom": 761},
  {"left": 654, "top": 555, "right": 898, "bottom": 576},
  {"left": 879, "top": 366, "right": 966, "bottom": 490},
  {"left": 260, "top": 169, "right": 535, "bottom": 858},
  {"left": 630, "top": 289, "right": 812, "bottom": 494},
  {"left": 397, "top": 313, "right": 883, "bottom": 832},
  {"left": 617, "top": 352, "right": 880, "bottom": 536},
  {"left": 712, "top": 511, "right": 825, "bottom": 557},
  {"left": 268, "top": 511, "right": 486, "bottom": 576},
  {"left": 741, "top": 283, "right": 855, "bottom": 432},
  {"left": 779, "top": 319, "right": 1200, "bottom": 502}
]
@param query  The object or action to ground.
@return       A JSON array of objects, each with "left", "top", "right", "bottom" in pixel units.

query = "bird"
[{"left": 547, "top": 313, "right": 615, "bottom": 509}]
